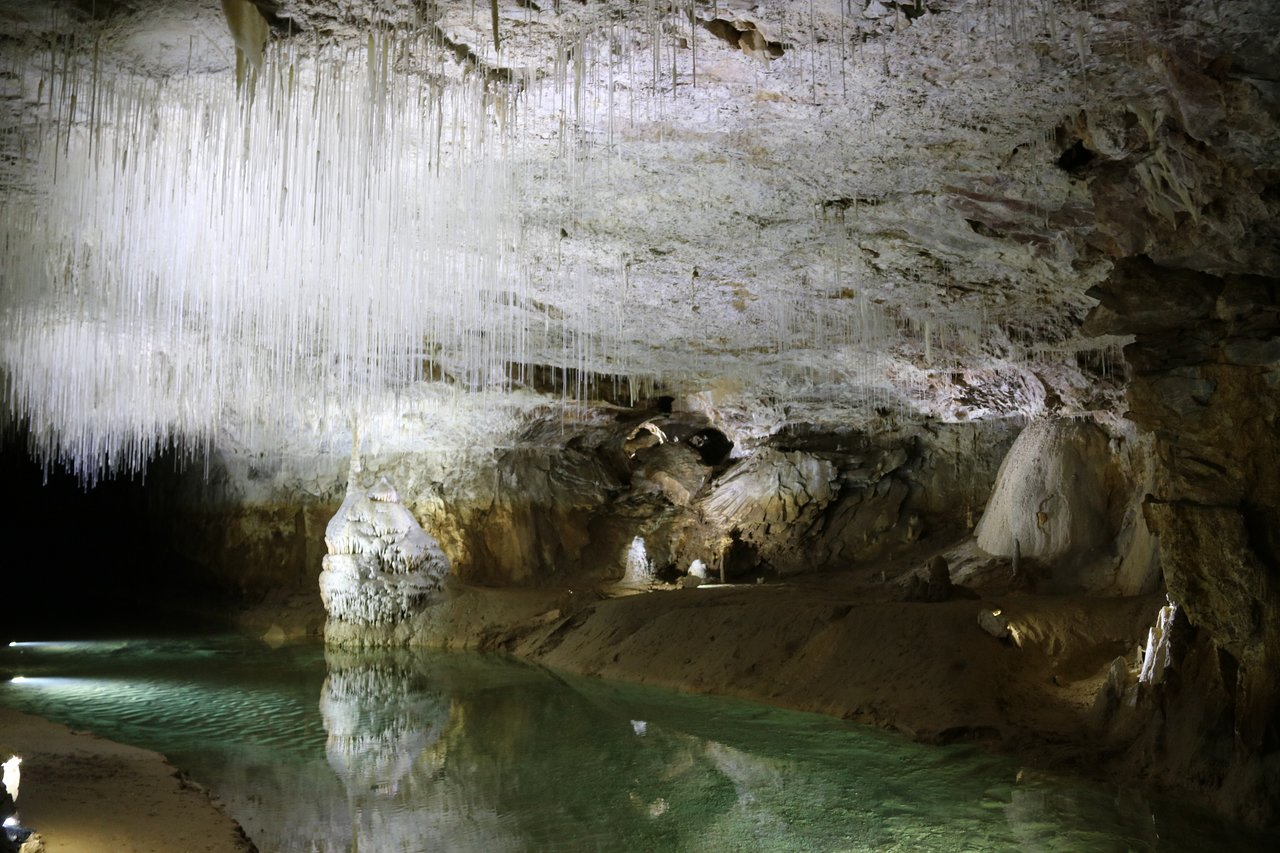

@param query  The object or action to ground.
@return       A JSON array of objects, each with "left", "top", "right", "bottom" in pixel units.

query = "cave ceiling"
[{"left": 0, "top": 1, "right": 1276, "bottom": 478}]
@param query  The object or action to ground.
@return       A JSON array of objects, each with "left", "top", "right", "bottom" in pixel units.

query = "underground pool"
[{"left": 1, "top": 636, "right": 1274, "bottom": 852}]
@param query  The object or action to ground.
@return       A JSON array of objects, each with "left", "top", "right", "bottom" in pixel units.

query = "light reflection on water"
[{"left": 0, "top": 637, "right": 1275, "bottom": 852}]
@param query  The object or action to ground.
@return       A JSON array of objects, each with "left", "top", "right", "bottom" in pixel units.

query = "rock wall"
[
  {"left": 155, "top": 410, "right": 1016, "bottom": 615},
  {"left": 1070, "top": 25, "right": 1280, "bottom": 813},
  {"left": 665, "top": 419, "right": 1017, "bottom": 579},
  {"left": 171, "top": 502, "right": 337, "bottom": 597},
  {"left": 1038, "top": 31, "right": 1280, "bottom": 820},
  {"left": 1085, "top": 259, "right": 1280, "bottom": 824}
]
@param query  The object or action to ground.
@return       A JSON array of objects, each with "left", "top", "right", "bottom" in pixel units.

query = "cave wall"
[
  {"left": 1069, "top": 37, "right": 1280, "bottom": 820},
  {"left": 157, "top": 411, "right": 1018, "bottom": 604},
  {"left": 1086, "top": 259, "right": 1280, "bottom": 824},
  {"left": 660, "top": 418, "right": 1019, "bottom": 580},
  {"left": 174, "top": 503, "right": 337, "bottom": 598}
]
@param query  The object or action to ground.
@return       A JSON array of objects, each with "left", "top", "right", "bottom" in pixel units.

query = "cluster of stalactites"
[
  {"left": 2, "top": 33, "right": 584, "bottom": 480},
  {"left": 0, "top": 2, "right": 1092, "bottom": 481}
]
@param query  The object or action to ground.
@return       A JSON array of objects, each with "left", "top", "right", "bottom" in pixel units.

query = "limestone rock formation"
[
  {"left": 319, "top": 478, "right": 450, "bottom": 627},
  {"left": 976, "top": 418, "right": 1113, "bottom": 564},
  {"left": 699, "top": 448, "right": 839, "bottom": 575},
  {"left": 1084, "top": 257, "right": 1280, "bottom": 825}
]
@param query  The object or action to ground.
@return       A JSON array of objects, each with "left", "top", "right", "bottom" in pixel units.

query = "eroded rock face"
[
  {"left": 648, "top": 418, "right": 1016, "bottom": 578},
  {"left": 423, "top": 445, "right": 625, "bottom": 587},
  {"left": 162, "top": 410, "right": 1017, "bottom": 602},
  {"left": 319, "top": 477, "right": 451, "bottom": 627},
  {"left": 1086, "top": 257, "right": 1280, "bottom": 825},
  {"left": 696, "top": 447, "right": 839, "bottom": 575}
]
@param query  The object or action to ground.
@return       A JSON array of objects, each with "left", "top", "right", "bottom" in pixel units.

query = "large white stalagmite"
[
  {"left": 319, "top": 476, "right": 451, "bottom": 626},
  {"left": 972, "top": 416, "right": 1153, "bottom": 593}
]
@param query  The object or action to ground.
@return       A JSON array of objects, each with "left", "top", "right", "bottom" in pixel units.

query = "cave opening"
[{"left": 0, "top": 426, "right": 227, "bottom": 639}]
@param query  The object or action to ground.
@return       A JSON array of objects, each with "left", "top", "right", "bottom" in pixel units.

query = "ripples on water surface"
[{"left": 1, "top": 636, "right": 1275, "bottom": 852}]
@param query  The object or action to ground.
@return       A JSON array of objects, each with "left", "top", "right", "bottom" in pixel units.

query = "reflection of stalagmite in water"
[
  {"left": 320, "top": 650, "right": 451, "bottom": 796},
  {"left": 1003, "top": 768, "right": 1160, "bottom": 852},
  {"left": 319, "top": 649, "right": 522, "bottom": 852},
  {"left": 696, "top": 739, "right": 796, "bottom": 840}
]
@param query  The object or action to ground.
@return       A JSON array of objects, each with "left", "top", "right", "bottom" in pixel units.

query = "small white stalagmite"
[
  {"left": 622, "top": 536, "right": 655, "bottom": 586},
  {"left": 1138, "top": 597, "right": 1179, "bottom": 686},
  {"left": 1, "top": 755, "right": 19, "bottom": 804}
]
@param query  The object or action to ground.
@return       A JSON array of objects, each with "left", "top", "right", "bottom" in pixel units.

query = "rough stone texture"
[
  {"left": 172, "top": 503, "right": 337, "bottom": 598},
  {"left": 903, "top": 555, "right": 958, "bottom": 603},
  {"left": 697, "top": 447, "right": 839, "bottom": 574},
  {"left": 1063, "top": 45, "right": 1280, "bottom": 824},
  {"left": 631, "top": 443, "right": 710, "bottom": 508},
  {"left": 1086, "top": 257, "right": 1280, "bottom": 825},
  {"left": 433, "top": 446, "right": 621, "bottom": 587},
  {"left": 5, "top": 0, "right": 1239, "bottom": 480},
  {"left": 0, "top": 2, "right": 1273, "bottom": 458}
]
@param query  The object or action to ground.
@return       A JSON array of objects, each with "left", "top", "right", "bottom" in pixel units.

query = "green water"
[{"left": 0, "top": 637, "right": 1273, "bottom": 852}]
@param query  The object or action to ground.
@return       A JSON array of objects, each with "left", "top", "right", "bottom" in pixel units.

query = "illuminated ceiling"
[{"left": 0, "top": 1, "right": 1274, "bottom": 477}]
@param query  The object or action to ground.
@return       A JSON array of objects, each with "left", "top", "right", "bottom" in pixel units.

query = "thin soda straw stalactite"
[
  {"left": 0, "top": 2, "right": 1080, "bottom": 481},
  {"left": 0, "top": 33, "right": 548, "bottom": 480}
]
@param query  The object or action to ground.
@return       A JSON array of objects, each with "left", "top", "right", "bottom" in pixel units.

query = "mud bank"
[{"left": 321, "top": 573, "right": 1164, "bottom": 771}]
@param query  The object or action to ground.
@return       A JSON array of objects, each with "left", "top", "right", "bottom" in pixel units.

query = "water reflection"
[
  {"left": 320, "top": 649, "right": 517, "bottom": 852},
  {"left": 316, "top": 649, "right": 746, "bottom": 851},
  {"left": 1, "top": 637, "right": 1276, "bottom": 852}
]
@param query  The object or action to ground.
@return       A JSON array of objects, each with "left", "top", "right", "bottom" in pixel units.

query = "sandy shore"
[{"left": 0, "top": 707, "right": 254, "bottom": 853}]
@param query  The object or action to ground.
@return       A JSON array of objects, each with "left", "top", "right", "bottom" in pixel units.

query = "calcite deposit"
[{"left": 319, "top": 477, "right": 451, "bottom": 628}]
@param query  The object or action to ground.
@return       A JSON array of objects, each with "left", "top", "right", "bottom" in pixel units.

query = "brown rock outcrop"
[{"left": 1086, "top": 256, "right": 1280, "bottom": 825}]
